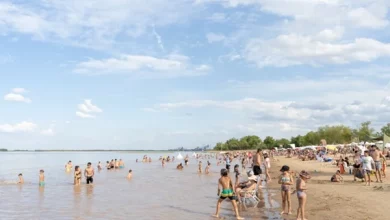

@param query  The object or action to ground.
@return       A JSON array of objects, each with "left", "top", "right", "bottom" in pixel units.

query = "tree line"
[{"left": 213, "top": 121, "right": 390, "bottom": 151}]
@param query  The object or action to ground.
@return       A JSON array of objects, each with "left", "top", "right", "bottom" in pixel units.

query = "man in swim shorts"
[
  {"left": 371, "top": 145, "right": 385, "bottom": 183},
  {"left": 253, "top": 149, "right": 262, "bottom": 176},
  {"left": 84, "top": 162, "right": 95, "bottom": 185},
  {"left": 212, "top": 169, "right": 244, "bottom": 220}
]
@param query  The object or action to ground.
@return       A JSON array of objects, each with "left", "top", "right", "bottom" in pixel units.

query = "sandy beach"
[{"left": 267, "top": 156, "right": 390, "bottom": 220}]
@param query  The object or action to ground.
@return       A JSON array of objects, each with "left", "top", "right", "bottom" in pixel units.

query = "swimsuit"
[
  {"left": 281, "top": 176, "right": 291, "bottom": 191},
  {"left": 220, "top": 189, "right": 236, "bottom": 200},
  {"left": 39, "top": 181, "right": 45, "bottom": 187},
  {"left": 374, "top": 161, "right": 382, "bottom": 170},
  {"left": 297, "top": 190, "right": 306, "bottom": 198},
  {"left": 86, "top": 176, "right": 93, "bottom": 184},
  {"left": 119, "top": 166, "right": 124, "bottom": 169}
]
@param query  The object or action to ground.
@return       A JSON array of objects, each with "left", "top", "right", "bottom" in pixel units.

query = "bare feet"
[
  {"left": 236, "top": 217, "right": 244, "bottom": 220},
  {"left": 280, "top": 211, "right": 285, "bottom": 215},
  {"left": 212, "top": 214, "right": 219, "bottom": 218}
]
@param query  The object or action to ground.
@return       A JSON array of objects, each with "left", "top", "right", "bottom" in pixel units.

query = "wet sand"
[{"left": 267, "top": 156, "right": 390, "bottom": 220}]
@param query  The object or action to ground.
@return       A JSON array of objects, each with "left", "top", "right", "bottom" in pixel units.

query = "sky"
[{"left": 1, "top": 0, "right": 390, "bottom": 150}]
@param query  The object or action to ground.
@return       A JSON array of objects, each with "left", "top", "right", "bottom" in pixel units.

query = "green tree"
[
  {"left": 356, "top": 121, "right": 375, "bottom": 142},
  {"left": 225, "top": 138, "right": 241, "bottom": 150},
  {"left": 276, "top": 138, "right": 290, "bottom": 148},
  {"left": 240, "top": 135, "right": 262, "bottom": 149},
  {"left": 263, "top": 136, "right": 276, "bottom": 149},
  {"left": 381, "top": 123, "right": 390, "bottom": 136}
]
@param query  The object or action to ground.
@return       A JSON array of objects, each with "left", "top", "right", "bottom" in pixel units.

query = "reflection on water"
[{"left": 0, "top": 152, "right": 281, "bottom": 219}]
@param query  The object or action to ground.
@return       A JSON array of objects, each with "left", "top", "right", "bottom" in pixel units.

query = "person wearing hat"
[
  {"left": 235, "top": 171, "right": 258, "bottom": 203},
  {"left": 296, "top": 170, "right": 311, "bottom": 220},
  {"left": 278, "top": 165, "right": 293, "bottom": 215}
]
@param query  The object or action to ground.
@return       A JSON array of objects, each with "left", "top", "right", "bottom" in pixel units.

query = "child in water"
[
  {"left": 212, "top": 169, "right": 243, "bottom": 220},
  {"left": 39, "top": 170, "right": 45, "bottom": 187},
  {"left": 18, "top": 173, "right": 24, "bottom": 184},
  {"left": 74, "top": 166, "right": 82, "bottom": 185},
  {"left": 296, "top": 170, "right": 310, "bottom": 220},
  {"left": 127, "top": 170, "right": 132, "bottom": 179},
  {"left": 177, "top": 163, "right": 184, "bottom": 170},
  {"left": 198, "top": 161, "right": 202, "bottom": 173},
  {"left": 278, "top": 165, "right": 293, "bottom": 215},
  {"left": 205, "top": 161, "right": 211, "bottom": 174}
]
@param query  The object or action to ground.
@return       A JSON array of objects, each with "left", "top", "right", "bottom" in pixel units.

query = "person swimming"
[
  {"left": 177, "top": 163, "right": 184, "bottom": 170},
  {"left": 39, "top": 170, "right": 45, "bottom": 187}
]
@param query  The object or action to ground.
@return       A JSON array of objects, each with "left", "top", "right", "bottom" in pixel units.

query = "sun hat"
[{"left": 299, "top": 170, "right": 311, "bottom": 179}]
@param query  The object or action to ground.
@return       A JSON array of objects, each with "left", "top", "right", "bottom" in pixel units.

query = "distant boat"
[{"left": 177, "top": 153, "right": 184, "bottom": 160}]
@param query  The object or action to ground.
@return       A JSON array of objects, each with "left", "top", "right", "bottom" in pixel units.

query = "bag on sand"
[{"left": 354, "top": 169, "right": 364, "bottom": 179}]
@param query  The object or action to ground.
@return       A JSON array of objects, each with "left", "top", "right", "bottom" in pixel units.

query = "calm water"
[{"left": 0, "top": 152, "right": 280, "bottom": 220}]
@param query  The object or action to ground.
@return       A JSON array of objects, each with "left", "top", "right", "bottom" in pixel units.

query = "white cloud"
[
  {"left": 206, "top": 33, "right": 226, "bottom": 43},
  {"left": 76, "top": 111, "right": 96, "bottom": 119},
  {"left": 78, "top": 100, "right": 103, "bottom": 113},
  {"left": 4, "top": 93, "right": 31, "bottom": 103},
  {"left": 74, "top": 54, "right": 209, "bottom": 77},
  {"left": 41, "top": 128, "right": 55, "bottom": 136},
  {"left": 0, "top": 121, "right": 37, "bottom": 133},
  {"left": 65, "top": 121, "right": 71, "bottom": 124},
  {"left": 76, "top": 100, "right": 102, "bottom": 119},
  {"left": 12, "top": 88, "right": 27, "bottom": 93},
  {"left": 152, "top": 27, "right": 164, "bottom": 51},
  {"left": 245, "top": 34, "right": 390, "bottom": 67},
  {"left": 0, "top": 1, "right": 197, "bottom": 49}
]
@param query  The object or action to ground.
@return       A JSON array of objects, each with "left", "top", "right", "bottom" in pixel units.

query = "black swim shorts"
[
  {"left": 220, "top": 195, "right": 237, "bottom": 200},
  {"left": 86, "top": 176, "right": 93, "bottom": 184},
  {"left": 253, "top": 165, "right": 262, "bottom": 175},
  {"left": 226, "top": 164, "right": 231, "bottom": 170}
]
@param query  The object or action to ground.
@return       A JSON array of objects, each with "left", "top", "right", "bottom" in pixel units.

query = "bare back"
[{"left": 219, "top": 176, "right": 232, "bottom": 190}]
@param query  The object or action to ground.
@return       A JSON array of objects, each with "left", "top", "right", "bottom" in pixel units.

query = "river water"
[{"left": 0, "top": 152, "right": 281, "bottom": 220}]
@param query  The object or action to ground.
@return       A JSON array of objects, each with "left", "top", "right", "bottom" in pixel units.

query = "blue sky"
[{"left": 1, "top": 0, "right": 390, "bottom": 150}]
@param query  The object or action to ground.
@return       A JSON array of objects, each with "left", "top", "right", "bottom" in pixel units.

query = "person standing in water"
[
  {"left": 198, "top": 161, "right": 203, "bottom": 173},
  {"left": 278, "top": 165, "right": 293, "bottom": 215},
  {"left": 212, "top": 168, "right": 244, "bottom": 220},
  {"left": 162, "top": 158, "right": 166, "bottom": 167},
  {"left": 127, "top": 170, "right": 132, "bottom": 179},
  {"left": 39, "top": 170, "right": 45, "bottom": 187},
  {"left": 74, "top": 166, "right": 82, "bottom": 185},
  {"left": 97, "top": 162, "right": 102, "bottom": 171},
  {"left": 18, "top": 173, "right": 24, "bottom": 184},
  {"left": 184, "top": 155, "right": 189, "bottom": 165},
  {"left": 296, "top": 171, "right": 310, "bottom": 220},
  {"left": 253, "top": 149, "right": 262, "bottom": 176},
  {"left": 65, "top": 161, "right": 72, "bottom": 172},
  {"left": 84, "top": 162, "right": 94, "bottom": 185},
  {"left": 119, "top": 159, "right": 125, "bottom": 169},
  {"left": 205, "top": 161, "right": 211, "bottom": 174}
]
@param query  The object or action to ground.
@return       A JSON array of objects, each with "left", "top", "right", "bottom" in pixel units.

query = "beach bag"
[{"left": 355, "top": 169, "right": 364, "bottom": 179}]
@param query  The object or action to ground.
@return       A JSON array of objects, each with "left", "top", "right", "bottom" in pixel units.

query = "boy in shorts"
[
  {"left": 360, "top": 150, "right": 374, "bottom": 186},
  {"left": 212, "top": 169, "right": 244, "bottom": 220}
]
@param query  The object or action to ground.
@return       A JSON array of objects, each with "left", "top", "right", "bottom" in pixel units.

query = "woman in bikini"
[
  {"left": 296, "top": 170, "right": 310, "bottom": 220},
  {"left": 74, "top": 166, "right": 81, "bottom": 185},
  {"left": 278, "top": 165, "right": 294, "bottom": 215}
]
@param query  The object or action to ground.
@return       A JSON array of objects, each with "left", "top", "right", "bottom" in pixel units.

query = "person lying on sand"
[{"left": 331, "top": 170, "right": 343, "bottom": 183}]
